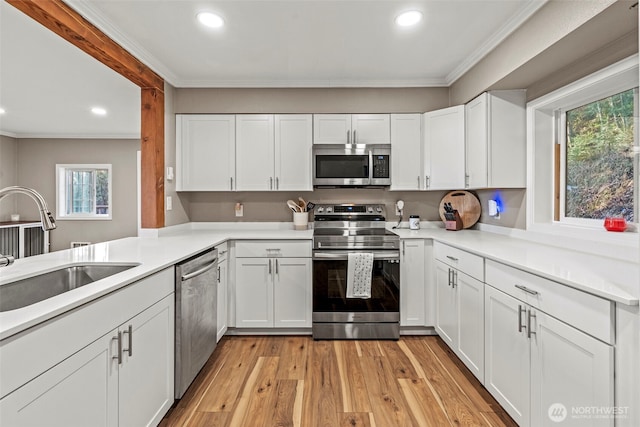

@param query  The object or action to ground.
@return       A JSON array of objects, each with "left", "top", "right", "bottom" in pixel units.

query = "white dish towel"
[{"left": 346, "top": 252, "right": 374, "bottom": 299}]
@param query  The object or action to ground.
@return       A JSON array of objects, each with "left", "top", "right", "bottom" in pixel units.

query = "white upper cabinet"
[
  {"left": 313, "top": 114, "right": 390, "bottom": 144},
  {"left": 423, "top": 105, "right": 465, "bottom": 190},
  {"left": 236, "top": 115, "right": 275, "bottom": 191},
  {"left": 274, "top": 114, "right": 313, "bottom": 191},
  {"left": 390, "top": 114, "right": 422, "bottom": 191},
  {"left": 465, "top": 90, "right": 526, "bottom": 189},
  {"left": 176, "top": 115, "right": 235, "bottom": 191}
]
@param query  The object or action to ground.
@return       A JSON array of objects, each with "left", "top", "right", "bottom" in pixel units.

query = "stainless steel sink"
[{"left": 0, "top": 263, "right": 139, "bottom": 312}]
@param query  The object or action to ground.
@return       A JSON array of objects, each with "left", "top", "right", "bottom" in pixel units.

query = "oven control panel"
[{"left": 313, "top": 204, "right": 385, "bottom": 217}]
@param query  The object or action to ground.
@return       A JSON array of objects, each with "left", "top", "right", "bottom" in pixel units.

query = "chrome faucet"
[{"left": 0, "top": 186, "right": 56, "bottom": 267}]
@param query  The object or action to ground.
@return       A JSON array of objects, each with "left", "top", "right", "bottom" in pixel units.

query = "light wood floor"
[{"left": 159, "top": 336, "right": 517, "bottom": 427}]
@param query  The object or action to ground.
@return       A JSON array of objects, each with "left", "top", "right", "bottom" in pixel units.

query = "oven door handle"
[{"left": 312, "top": 251, "right": 400, "bottom": 261}]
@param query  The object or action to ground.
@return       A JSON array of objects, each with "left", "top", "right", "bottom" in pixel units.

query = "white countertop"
[{"left": 1, "top": 221, "right": 637, "bottom": 340}]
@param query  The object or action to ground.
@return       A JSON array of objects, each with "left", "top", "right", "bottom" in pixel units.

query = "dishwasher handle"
[{"left": 180, "top": 258, "right": 218, "bottom": 281}]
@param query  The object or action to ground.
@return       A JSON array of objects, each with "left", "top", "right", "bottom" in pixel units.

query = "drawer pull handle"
[
  {"left": 112, "top": 332, "right": 122, "bottom": 365},
  {"left": 518, "top": 305, "right": 526, "bottom": 333},
  {"left": 527, "top": 310, "right": 536, "bottom": 339},
  {"left": 446, "top": 255, "right": 459, "bottom": 261},
  {"left": 515, "top": 284, "right": 539, "bottom": 296}
]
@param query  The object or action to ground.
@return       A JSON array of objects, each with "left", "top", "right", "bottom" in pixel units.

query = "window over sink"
[{"left": 56, "top": 164, "right": 112, "bottom": 220}]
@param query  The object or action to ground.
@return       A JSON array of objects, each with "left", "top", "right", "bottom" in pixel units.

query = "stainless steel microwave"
[{"left": 312, "top": 144, "right": 391, "bottom": 187}]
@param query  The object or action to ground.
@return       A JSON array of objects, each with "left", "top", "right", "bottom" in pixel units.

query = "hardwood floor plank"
[
  {"left": 339, "top": 412, "right": 372, "bottom": 427},
  {"left": 161, "top": 336, "right": 516, "bottom": 427},
  {"left": 301, "top": 340, "right": 341, "bottom": 427},
  {"left": 266, "top": 379, "right": 300, "bottom": 427},
  {"left": 424, "top": 337, "right": 495, "bottom": 412},
  {"left": 397, "top": 378, "right": 452, "bottom": 427},
  {"left": 334, "top": 341, "right": 372, "bottom": 413},
  {"left": 195, "top": 337, "right": 267, "bottom": 412},
  {"left": 378, "top": 341, "right": 421, "bottom": 379},
  {"left": 227, "top": 356, "right": 279, "bottom": 427},
  {"left": 188, "top": 411, "right": 229, "bottom": 427},
  {"left": 402, "top": 337, "right": 491, "bottom": 426},
  {"left": 276, "top": 337, "right": 309, "bottom": 380},
  {"left": 359, "top": 355, "right": 413, "bottom": 427}
]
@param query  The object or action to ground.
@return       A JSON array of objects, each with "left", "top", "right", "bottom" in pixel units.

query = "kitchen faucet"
[{"left": 0, "top": 186, "right": 56, "bottom": 267}]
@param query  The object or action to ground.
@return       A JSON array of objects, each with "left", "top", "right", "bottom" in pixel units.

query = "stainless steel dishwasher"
[{"left": 175, "top": 248, "right": 218, "bottom": 399}]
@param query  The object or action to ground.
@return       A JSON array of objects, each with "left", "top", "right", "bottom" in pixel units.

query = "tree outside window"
[
  {"left": 56, "top": 164, "right": 112, "bottom": 220},
  {"left": 564, "top": 88, "right": 637, "bottom": 223}
]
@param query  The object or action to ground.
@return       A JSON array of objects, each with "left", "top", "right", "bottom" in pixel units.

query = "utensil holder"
[{"left": 293, "top": 212, "right": 308, "bottom": 230}]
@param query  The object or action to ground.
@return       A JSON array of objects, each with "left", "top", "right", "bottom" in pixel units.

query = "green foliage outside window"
[{"left": 565, "top": 88, "right": 636, "bottom": 222}]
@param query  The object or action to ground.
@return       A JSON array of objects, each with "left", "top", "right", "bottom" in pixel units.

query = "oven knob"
[
  {"left": 317, "top": 207, "right": 324, "bottom": 213},
  {"left": 376, "top": 207, "right": 382, "bottom": 213},
  {"left": 367, "top": 207, "right": 373, "bottom": 213},
  {"left": 326, "top": 207, "right": 333, "bottom": 213}
]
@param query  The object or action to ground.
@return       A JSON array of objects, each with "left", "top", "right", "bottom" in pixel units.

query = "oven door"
[{"left": 312, "top": 250, "right": 400, "bottom": 322}]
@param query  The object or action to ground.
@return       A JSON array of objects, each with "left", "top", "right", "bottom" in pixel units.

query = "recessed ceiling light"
[
  {"left": 395, "top": 10, "right": 423, "bottom": 27},
  {"left": 197, "top": 12, "right": 224, "bottom": 28},
  {"left": 91, "top": 107, "right": 107, "bottom": 116}
]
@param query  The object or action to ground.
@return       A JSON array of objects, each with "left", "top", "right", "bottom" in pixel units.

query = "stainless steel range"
[{"left": 312, "top": 204, "right": 400, "bottom": 340}]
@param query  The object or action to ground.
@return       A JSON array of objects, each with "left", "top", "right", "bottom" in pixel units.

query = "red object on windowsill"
[{"left": 603, "top": 217, "right": 627, "bottom": 232}]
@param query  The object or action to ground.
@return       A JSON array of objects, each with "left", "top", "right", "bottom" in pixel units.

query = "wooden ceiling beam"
[{"left": 7, "top": 0, "right": 166, "bottom": 229}]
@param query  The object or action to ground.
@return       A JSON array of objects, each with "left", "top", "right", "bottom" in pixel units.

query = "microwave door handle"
[{"left": 368, "top": 150, "right": 373, "bottom": 183}]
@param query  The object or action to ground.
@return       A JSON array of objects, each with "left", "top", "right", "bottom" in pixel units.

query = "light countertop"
[{"left": 0, "top": 222, "right": 637, "bottom": 340}]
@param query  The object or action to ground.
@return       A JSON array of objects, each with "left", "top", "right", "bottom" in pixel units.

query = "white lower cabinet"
[
  {"left": 435, "top": 259, "right": 484, "bottom": 381},
  {"left": 0, "top": 294, "right": 174, "bottom": 427},
  {"left": 0, "top": 269, "right": 174, "bottom": 427},
  {"left": 234, "top": 241, "right": 312, "bottom": 329},
  {"left": 485, "top": 284, "right": 614, "bottom": 427},
  {"left": 400, "top": 239, "right": 425, "bottom": 326},
  {"left": 216, "top": 243, "right": 229, "bottom": 341}
]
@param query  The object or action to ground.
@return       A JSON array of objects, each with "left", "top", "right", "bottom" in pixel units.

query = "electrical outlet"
[
  {"left": 166, "top": 196, "right": 173, "bottom": 211},
  {"left": 395, "top": 206, "right": 402, "bottom": 216},
  {"left": 235, "top": 203, "right": 244, "bottom": 217}
]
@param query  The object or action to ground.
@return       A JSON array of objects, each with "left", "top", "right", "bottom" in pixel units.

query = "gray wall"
[
  {"left": 16, "top": 138, "right": 139, "bottom": 251},
  {"left": 0, "top": 135, "right": 18, "bottom": 221}
]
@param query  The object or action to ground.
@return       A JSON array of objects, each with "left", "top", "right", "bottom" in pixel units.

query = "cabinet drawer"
[
  {"left": 485, "top": 259, "right": 613, "bottom": 344},
  {"left": 235, "top": 240, "right": 311, "bottom": 258},
  {"left": 434, "top": 241, "right": 484, "bottom": 281}
]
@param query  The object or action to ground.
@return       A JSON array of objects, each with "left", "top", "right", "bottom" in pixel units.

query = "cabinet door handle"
[
  {"left": 446, "top": 255, "right": 459, "bottom": 262},
  {"left": 268, "top": 259, "right": 272, "bottom": 276},
  {"left": 112, "top": 331, "right": 122, "bottom": 365},
  {"left": 447, "top": 268, "right": 452, "bottom": 287},
  {"left": 417, "top": 176, "right": 421, "bottom": 189},
  {"left": 465, "top": 173, "right": 470, "bottom": 188},
  {"left": 353, "top": 129, "right": 357, "bottom": 144},
  {"left": 269, "top": 177, "right": 273, "bottom": 190},
  {"left": 217, "top": 266, "right": 221, "bottom": 283},
  {"left": 518, "top": 305, "right": 526, "bottom": 333},
  {"left": 425, "top": 176, "right": 430, "bottom": 189},
  {"left": 452, "top": 270, "right": 457, "bottom": 288},
  {"left": 122, "top": 325, "right": 133, "bottom": 357},
  {"left": 527, "top": 310, "right": 536, "bottom": 339},
  {"left": 515, "top": 284, "right": 539, "bottom": 296},
  {"left": 275, "top": 259, "right": 279, "bottom": 276},
  {"left": 230, "top": 177, "right": 233, "bottom": 190},
  {"left": 402, "top": 240, "right": 405, "bottom": 256},
  {"left": 347, "top": 130, "right": 351, "bottom": 144},
  {"left": 276, "top": 177, "right": 279, "bottom": 190}
]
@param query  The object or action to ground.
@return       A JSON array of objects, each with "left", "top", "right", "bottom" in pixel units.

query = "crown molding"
[
  {"left": 171, "top": 77, "right": 449, "bottom": 88},
  {"left": 445, "top": 0, "right": 548, "bottom": 85}
]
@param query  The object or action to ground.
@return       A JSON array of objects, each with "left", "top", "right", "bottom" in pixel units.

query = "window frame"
[
  {"left": 56, "top": 164, "right": 113, "bottom": 220},
  {"left": 557, "top": 87, "right": 638, "bottom": 228},
  {"left": 527, "top": 55, "right": 639, "bottom": 241}
]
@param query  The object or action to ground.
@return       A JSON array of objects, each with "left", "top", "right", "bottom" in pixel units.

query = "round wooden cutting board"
[{"left": 439, "top": 191, "right": 481, "bottom": 229}]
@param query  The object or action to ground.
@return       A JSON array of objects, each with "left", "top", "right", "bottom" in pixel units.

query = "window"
[
  {"left": 56, "top": 164, "right": 112, "bottom": 220},
  {"left": 561, "top": 88, "right": 638, "bottom": 225},
  {"left": 527, "top": 55, "right": 639, "bottom": 238}
]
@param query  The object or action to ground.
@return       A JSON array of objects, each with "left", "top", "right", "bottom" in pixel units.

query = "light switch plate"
[{"left": 166, "top": 196, "right": 173, "bottom": 211}]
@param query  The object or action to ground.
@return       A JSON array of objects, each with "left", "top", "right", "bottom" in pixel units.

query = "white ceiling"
[{"left": 0, "top": 0, "right": 547, "bottom": 138}]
